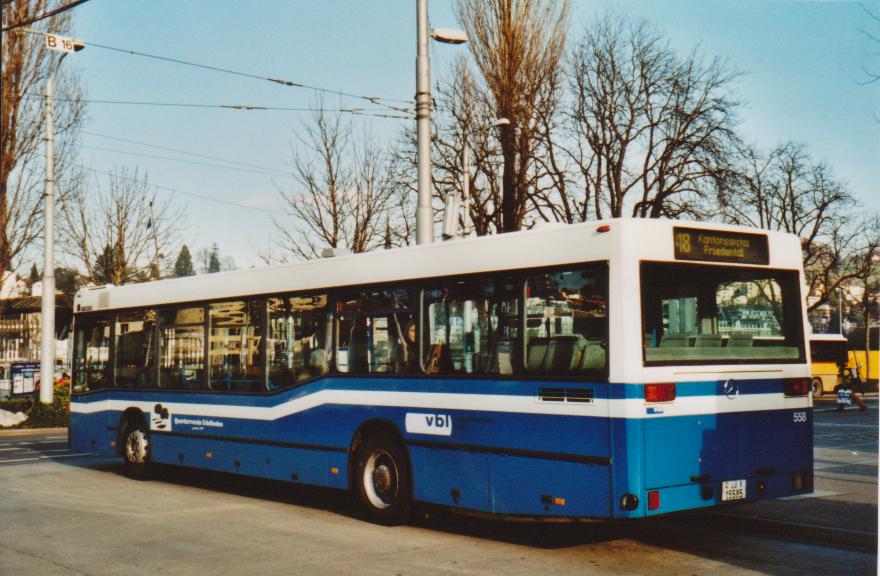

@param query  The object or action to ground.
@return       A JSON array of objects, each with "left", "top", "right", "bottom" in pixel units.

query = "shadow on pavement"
[{"left": 52, "top": 455, "right": 877, "bottom": 576}]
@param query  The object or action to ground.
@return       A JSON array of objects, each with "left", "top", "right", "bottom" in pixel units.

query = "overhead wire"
[
  {"left": 2, "top": 0, "right": 90, "bottom": 32},
  {"left": 80, "top": 130, "right": 291, "bottom": 176},
  {"left": 79, "top": 165, "right": 288, "bottom": 217},
  {"left": 12, "top": 27, "right": 414, "bottom": 114},
  {"left": 16, "top": 93, "right": 413, "bottom": 118},
  {"left": 86, "top": 40, "right": 415, "bottom": 113},
  {"left": 78, "top": 144, "right": 293, "bottom": 178}
]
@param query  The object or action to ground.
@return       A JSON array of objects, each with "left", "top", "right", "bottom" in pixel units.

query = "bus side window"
[
  {"left": 524, "top": 265, "right": 608, "bottom": 375},
  {"left": 422, "top": 276, "right": 519, "bottom": 376},
  {"left": 209, "top": 300, "right": 264, "bottom": 393},
  {"left": 73, "top": 316, "right": 112, "bottom": 392},
  {"left": 115, "top": 310, "right": 156, "bottom": 389},
  {"left": 268, "top": 294, "right": 330, "bottom": 389},
  {"left": 336, "top": 287, "right": 415, "bottom": 374},
  {"left": 159, "top": 306, "right": 206, "bottom": 390}
]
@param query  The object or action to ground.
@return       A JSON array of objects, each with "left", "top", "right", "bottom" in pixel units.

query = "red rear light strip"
[
  {"left": 784, "top": 378, "right": 810, "bottom": 397},
  {"left": 645, "top": 383, "right": 676, "bottom": 403}
]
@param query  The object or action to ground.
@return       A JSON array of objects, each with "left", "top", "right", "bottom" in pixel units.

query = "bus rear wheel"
[
  {"left": 121, "top": 419, "right": 152, "bottom": 480},
  {"left": 353, "top": 432, "right": 411, "bottom": 525},
  {"left": 812, "top": 378, "right": 823, "bottom": 397}
]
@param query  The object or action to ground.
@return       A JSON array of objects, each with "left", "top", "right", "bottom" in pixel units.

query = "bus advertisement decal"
[
  {"left": 172, "top": 416, "right": 225, "bottom": 432},
  {"left": 151, "top": 404, "right": 171, "bottom": 431}
]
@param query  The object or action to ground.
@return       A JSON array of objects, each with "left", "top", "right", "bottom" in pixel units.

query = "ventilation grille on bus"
[{"left": 539, "top": 388, "right": 594, "bottom": 403}]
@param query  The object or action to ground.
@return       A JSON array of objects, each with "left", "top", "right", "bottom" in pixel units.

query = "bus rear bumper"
[{"left": 641, "top": 471, "right": 814, "bottom": 517}]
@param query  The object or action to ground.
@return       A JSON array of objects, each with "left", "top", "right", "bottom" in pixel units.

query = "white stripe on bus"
[{"left": 71, "top": 389, "right": 809, "bottom": 421}]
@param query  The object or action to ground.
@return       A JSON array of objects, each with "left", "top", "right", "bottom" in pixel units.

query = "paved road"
[{"left": 0, "top": 404, "right": 875, "bottom": 576}]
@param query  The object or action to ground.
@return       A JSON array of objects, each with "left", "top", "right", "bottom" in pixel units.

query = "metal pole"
[
  {"left": 415, "top": 0, "right": 433, "bottom": 245},
  {"left": 462, "top": 141, "right": 471, "bottom": 235},
  {"left": 40, "top": 76, "right": 56, "bottom": 404}
]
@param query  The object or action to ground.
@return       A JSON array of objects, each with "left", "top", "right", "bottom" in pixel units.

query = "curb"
[
  {"left": 702, "top": 511, "right": 878, "bottom": 554},
  {"left": 0, "top": 427, "right": 67, "bottom": 437}
]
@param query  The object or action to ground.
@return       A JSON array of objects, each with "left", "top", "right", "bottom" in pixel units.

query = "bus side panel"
[
  {"left": 608, "top": 417, "right": 646, "bottom": 519},
  {"left": 69, "top": 399, "right": 116, "bottom": 457},
  {"left": 644, "top": 408, "right": 812, "bottom": 489},
  {"left": 642, "top": 407, "right": 813, "bottom": 515},
  {"left": 850, "top": 350, "right": 879, "bottom": 382},
  {"left": 149, "top": 433, "right": 348, "bottom": 488},
  {"left": 490, "top": 456, "right": 610, "bottom": 517},
  {"left": 410, "top": 447, "right": 489, "bottom": 511}
]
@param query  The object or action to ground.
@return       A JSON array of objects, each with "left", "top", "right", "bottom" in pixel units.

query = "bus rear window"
[{"left": 641, "top": 263, "right": 804, "bottom": 365}]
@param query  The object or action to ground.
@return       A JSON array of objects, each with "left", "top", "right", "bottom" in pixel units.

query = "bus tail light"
[
  {"left": 620, "top": 493, "right": 639, "bottom": 511},
  {"left": 645, "top": 383, "right": 676, "bottom": 403},
  {"left": 784, "top": 378, "right": 810, "bottom": 397},
  {"left": 792, "top": 472, "right": 812, "bottom": 492},
  {"left": 647, "top": 491, "right": 660, "bottom": 510}
]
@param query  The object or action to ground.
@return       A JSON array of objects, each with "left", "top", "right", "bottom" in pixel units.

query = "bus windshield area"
[
  {"left": 641, "top": 262, "right": 804, "bottom": 365},
  {"left": 809, "top": 339, "right": 848, "bottom": 364}
]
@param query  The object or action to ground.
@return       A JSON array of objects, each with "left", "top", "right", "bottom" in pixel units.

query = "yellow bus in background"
[
  {"left": 847, "top": 327, "right": 879, "bottom": 386},
  {"left": 809, "top": 333, "right": 848, "bottom": 396}
]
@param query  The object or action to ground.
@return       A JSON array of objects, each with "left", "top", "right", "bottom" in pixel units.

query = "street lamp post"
[
  {"left": 415, "top": 0, "right": 466, "bottom": 246},
  {"left": 39, "top": 73, "right": 57, "bottom": 405},
  {"left": 40, "top": 35, "right": 84, "bottom": 405}
]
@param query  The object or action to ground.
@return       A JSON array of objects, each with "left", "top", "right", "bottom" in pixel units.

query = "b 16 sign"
[
  {"left": 673, "top": 227, "right": 769, "bottom": 265},
  {"left": 45, "top": 33, "right": 80, "bottom": 54}
]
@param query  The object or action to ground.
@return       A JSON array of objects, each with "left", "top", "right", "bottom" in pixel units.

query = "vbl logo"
[
  {"left": 424, "top": 414, "right": 450, "bottom": 428},
  {"left": 405, "top": 412, "right": 453, "bottom": 436}
]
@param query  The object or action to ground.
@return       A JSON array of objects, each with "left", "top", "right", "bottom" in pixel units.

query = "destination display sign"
[{"left": 673, "top": 227, "right": 769, "bottom": 265}]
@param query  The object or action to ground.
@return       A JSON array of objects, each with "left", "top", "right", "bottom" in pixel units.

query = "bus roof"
[{"left": 74, "top": 218, "right": 804, "bottom": 313}]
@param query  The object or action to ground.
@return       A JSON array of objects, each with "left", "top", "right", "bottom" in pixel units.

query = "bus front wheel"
[
  {"left": 121, "top": 419, "right": 152, "bottom": 480},
  {"left": 812, "top": 378, "right": 823, "bottom": 397},
  {"left": 353, "top": 432, "right": 411, "bottom": 525}
]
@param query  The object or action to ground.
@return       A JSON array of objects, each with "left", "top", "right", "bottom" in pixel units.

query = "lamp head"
[{"left": 430, "top": 28, "right": 468, "bottom": 45}]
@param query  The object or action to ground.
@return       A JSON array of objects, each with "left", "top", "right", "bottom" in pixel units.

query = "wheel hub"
[
  {"left": 125, "top": 429, "right": 148, "bottom": 465},
  {"left": 372, "top": 465, "right": 392, "bottom": 493},
  {"left": 363, "top": 450, "right": 398, "bottom": 509}
]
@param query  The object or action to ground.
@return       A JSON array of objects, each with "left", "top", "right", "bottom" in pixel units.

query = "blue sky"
[{"left": 62, "top": 0, "right": 879, "bottom": 268}]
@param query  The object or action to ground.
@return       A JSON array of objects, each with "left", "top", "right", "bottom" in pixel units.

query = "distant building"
[{"left": 0, "top": 273, "right": 72, "bottom": 398}]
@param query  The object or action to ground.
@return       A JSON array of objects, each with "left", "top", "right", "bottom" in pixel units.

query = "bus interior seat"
[
  {"left": 579, "top": 340, "right": 606, "bottom": 372},
  {"left": 310, "top": 349, "right": 329, "bottom": 376},
  {"left": 695, "top": 334, "right": 722, "bottom": 347},
  {"left": 543, "top": 335, "right": 586, "bottom": 373},
  {"left": 493, "top": 338, "right": 515, "bottom": 375},
  {"left": 728, "top": 333, "right": 753, "bottom": 347},
  {"left": 527, "top": 337, "right": 550, "bottom": 372},
  {"left": 660, "top": 333, "right": 688, "bottom": 347}
]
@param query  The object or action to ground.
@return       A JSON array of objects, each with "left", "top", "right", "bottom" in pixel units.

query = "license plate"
[{"left": 721, "top": 479, "right": 747, "bottom": 501}]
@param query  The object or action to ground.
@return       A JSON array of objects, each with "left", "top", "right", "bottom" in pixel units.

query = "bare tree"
[
  {"left": 861, "top": 3, "right": 880, "bottom": 85},
  {"left": 1, "top": 1, "right": 84, "bottom": 279},
  {"left": 456, "top": 0, "right": 569, "bottom": 232},
  {"left": 427, "top": 56, "right": 505, "bottom": 236},
  {"left": 58, "top": 168, "right": 183, "bottom": 285},
  {"left": 567, "top": 14, "right": 740, "bottom": 220},
  {"left": 274, "top": 108, "right": 408, "bottom": 260},
  {"left": 844, "top": 216, "right": 880, "bottom": 380},
  {"left": 194, "top": 243, "right": 235, "bottom": 274},
  {"left": 714, "top": 141, "right": 875, "bottom": 314}
]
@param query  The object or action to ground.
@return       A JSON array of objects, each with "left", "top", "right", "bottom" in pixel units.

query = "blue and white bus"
[{"left": 70, "top": 219, "right": 813, "bottom": 524}]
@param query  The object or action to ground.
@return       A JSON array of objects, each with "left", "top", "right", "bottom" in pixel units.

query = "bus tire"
[
  {"left": 121, "top": 418, "right": 152, "bottom": 480},
  {"left": 812, "top": 378, "right": 823, "bottom": 397},
  {"left": 353, "top": 431, "right": 411, "bottom": 525}
]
